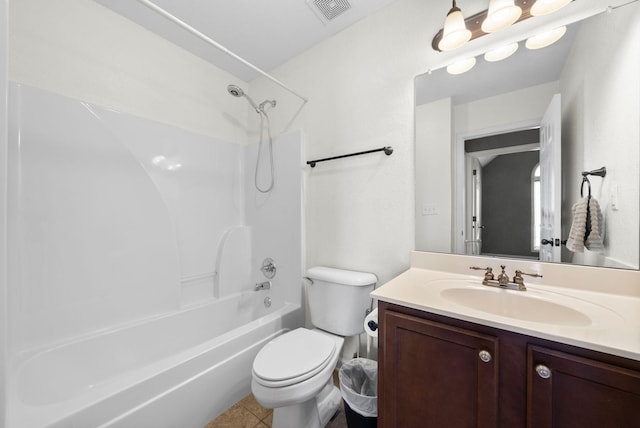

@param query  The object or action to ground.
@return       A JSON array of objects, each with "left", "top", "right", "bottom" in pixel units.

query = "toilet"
[{"left": 251, "top": 266, "right": 377, "bottom": 428}]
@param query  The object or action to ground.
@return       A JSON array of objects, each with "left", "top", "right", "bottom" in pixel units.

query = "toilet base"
[{"left": 272, "top": 380, "right": 341, "bottom": 428}]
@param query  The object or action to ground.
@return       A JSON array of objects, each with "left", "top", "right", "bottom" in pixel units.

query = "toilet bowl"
[
  {"left": 251, "top": 266, "right": 377, "bottom": 428},
  {"left": 252, "top": 328, "right": 344, "bottom": 427}
]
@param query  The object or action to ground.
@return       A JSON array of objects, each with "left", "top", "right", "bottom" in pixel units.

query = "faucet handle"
[
  {"left": 260, "top": 258, "right": 276, "bottom": 279},
  {"left": 513, "top": 270, "right": 543, "bottom": 280},
  {"left": 469, "top": 266, "right": 494, "bottom": 280},
  {"left": 512, "top": 270, "right": 543, "bottom": 291}
]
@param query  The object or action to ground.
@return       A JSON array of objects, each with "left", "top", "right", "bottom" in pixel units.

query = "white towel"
[
  {"left": 566, "top": 198, "right": 588, "bottom": 252},
  {"left": 566, "top": 196, "right": 604, "bottom": 253},
  {"left": 585, "top": 196, "right": 604, "bottom": 251}
]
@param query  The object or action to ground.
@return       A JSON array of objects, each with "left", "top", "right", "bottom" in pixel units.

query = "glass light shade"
[
  {"left": 525, "top": 26, "right": 567, "bottom": 50},
  {"left": 447, "top": 57, "right": 477, "bottom": 75},
  {"left": 439, "top": 8, "right": 472, "bottom": 51},
  {"left": 481, "top": 0, "right": 522, "bottom": 33},
  {"left": 530, "top": 0, "right": 572, "bottom": 16},
  {"left": 484, "top": 42, "right": 519, "bottom": 62}
]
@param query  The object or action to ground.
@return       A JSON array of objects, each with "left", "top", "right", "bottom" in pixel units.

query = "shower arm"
[{"left": 134, "top": 0, "right": 309, "bottom": 104}]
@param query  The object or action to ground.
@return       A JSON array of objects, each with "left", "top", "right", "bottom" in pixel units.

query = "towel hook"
[
  {"left": 580, "top": 166, "right": 606, "bottom": 198},
  {"left": 580, "top": 176, "right": 591, "bottom": 198}
]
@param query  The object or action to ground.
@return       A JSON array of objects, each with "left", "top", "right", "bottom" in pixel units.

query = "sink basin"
[{"left": 440, "top": 286, "right": 591, "bottom": 326}]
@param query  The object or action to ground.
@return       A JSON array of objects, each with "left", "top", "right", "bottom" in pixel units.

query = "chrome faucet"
[
  {"left": 496, "top": 264, "right": 510, "bottom": 286},
  {"left": 469, "top": 265, "right": 542, "bottom": 291},
  {"left": 255, "top": 281, "right": 271, "bottom": 291}
]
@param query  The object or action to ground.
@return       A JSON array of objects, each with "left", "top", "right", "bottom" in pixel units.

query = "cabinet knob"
[
  {"left": 536, "top": 364, "right": 552, "bottom": 379},
  {"left": 478, "top": 350, "right": 492, "bottom": 363}
]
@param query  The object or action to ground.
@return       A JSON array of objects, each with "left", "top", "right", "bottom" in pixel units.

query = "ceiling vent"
[{"left": 307, "top": 0, "right": 352, "bottom": 23}]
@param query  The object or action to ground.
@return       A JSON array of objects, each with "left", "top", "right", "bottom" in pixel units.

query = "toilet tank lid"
[{"left": 306, "top": 266, "right": 377, "bottom": 286}]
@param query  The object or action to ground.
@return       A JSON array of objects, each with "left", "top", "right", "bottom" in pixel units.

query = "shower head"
[
  {"left": 227, "top": 84, "right": 259, "bottom": 112},
  {"left": 227, "top": 84, "right": 244, "bottom": 97},
  {"left": 259, "top": 100, "right": 277, "bottom": 111}
]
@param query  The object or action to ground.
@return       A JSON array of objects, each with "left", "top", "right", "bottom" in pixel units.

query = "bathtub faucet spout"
[{"left": 255, "top": 281, "right": 271, "bottom": 291}]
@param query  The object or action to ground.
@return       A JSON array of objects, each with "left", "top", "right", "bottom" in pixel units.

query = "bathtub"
[{"left": 7, "top": 291, "right": 302, "bottom": 428}]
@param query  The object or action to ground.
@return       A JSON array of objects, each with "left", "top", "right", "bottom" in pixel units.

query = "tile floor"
[{"left": 204, "top": 371, "right": 348, "bottom": 428}]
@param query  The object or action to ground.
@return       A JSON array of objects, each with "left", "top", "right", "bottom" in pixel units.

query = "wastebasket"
[{"left": 338, "top": 358, "right": 378, "bottom": 428}]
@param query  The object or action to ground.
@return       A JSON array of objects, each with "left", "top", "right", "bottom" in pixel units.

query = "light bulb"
[
  {"left": 525, "top": 26, "right": 567, "bottom": 50},
  {"left": 482, "top": 0, "right": 522, "bottom": 33},
  {"left": 447, "top": 57, "right": 477, "bottom": 75},
  {"left": 484, "top": 42, "right": 519, "bottom": 62},
  {"left": 439, "top": 1, "right": 472, "bottom": 51},
  {"left": 530, "top": 0, "right": 572, "bottom": 17}
]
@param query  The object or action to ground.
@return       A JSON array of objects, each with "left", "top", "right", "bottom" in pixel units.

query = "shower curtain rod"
[{"left": 134, "top": 0, "right": 309, "bottom": 104}]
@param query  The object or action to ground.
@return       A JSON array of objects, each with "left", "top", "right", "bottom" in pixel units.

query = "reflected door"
[
  {"left": 468, "top": 167, "right": 482, "bottom": 255},
  {"left": 539, "top": 94, "right": 562, "bottom": 262}
]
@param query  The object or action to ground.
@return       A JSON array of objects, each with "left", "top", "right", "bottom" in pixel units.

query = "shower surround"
[{"left": 5, "top": 82, "right": 304, "bottom": 427}]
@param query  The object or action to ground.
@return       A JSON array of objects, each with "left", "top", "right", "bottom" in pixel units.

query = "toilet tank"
[{"left": 306, "top": 266, "right": 377, "bottom": 337}]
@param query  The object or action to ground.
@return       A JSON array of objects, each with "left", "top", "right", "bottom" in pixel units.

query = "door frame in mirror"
[{"left": 454, "top": 119, "right": 541, "bottom": 254}]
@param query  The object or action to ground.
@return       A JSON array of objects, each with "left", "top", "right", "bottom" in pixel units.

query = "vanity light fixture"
[
  {"left": 525, "top": 26, "right": 567, "bottom": 49},
  {"left": 484, "top": 42, "right": 519, "bottom": 61},
  {"left": 530, "top": 0, "right": 572, "bottom": 16},
  {"left": 432, "top": 0, "right": 574, "bottom": 52},
  {"left": 438, "top": 0, "right": 472, "bottom": 51},
  {"left": 447, "top": 57, "right": 477, "bottom": 74},
  {"left": 481, "top": 0, "right": 522, "bottom": 33}
]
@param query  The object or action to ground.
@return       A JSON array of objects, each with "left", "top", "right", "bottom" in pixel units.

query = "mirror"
[{"left": 415, "top": 3, "right": 639, "bottom": 270}]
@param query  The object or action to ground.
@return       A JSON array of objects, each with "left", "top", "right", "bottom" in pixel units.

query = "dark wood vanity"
[{"left": 378, "top": 301, "right": 640, "bottom": 428}]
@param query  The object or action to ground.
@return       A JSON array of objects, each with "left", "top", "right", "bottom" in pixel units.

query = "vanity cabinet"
[{"left": 378, "top": 302, "right": 640, "bottom": 428}]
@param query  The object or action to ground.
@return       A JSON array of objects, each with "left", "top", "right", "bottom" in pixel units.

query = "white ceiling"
[
  {"left": 94, "top": 0, "right": 399, "bottom": 81},
  {"left": 94, "top": 0, "right": 627, "bottom": 101}
]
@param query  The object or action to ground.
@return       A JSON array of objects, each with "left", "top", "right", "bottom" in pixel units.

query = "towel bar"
[{"left": 307, "top": 146, "right": 393, "bottom": 168}]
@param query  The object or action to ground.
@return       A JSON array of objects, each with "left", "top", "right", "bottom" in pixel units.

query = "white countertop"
[{"left": 372, "top": 253, "right": 640, "bottom": 361}]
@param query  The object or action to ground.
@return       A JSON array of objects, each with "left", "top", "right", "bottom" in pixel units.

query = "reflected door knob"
[{"left": 541, "top": 239, "right": 554, "bottom": 246}]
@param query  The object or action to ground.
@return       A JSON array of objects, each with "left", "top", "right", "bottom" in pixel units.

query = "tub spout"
[{"left": 255, "top": 281, "right": 271, "bottom": 291}]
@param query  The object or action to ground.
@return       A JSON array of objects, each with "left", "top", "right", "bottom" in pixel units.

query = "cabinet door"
[
  {"left": 380, "top": 310, "right": 498, "bottom": 428},
  {"left": 528, "top": 345, "right": 640, "bottom": 428}
]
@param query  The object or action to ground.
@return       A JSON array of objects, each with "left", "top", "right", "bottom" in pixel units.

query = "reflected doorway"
[{"left": 465, "top": 128, "right": 540, "bottom": 259}]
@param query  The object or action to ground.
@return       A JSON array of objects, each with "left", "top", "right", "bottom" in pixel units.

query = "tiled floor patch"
[{"left": 204, "top": 371, "right": 348, "bottom": 428}]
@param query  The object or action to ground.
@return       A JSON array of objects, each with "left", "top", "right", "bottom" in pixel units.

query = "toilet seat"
[{"left": 253, "top": 328, "right": 336, "bottom": 388}]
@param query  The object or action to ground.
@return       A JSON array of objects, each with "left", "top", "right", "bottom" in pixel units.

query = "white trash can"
[{"left": 338, "top": 358, "right": 378, "bottom": 428}]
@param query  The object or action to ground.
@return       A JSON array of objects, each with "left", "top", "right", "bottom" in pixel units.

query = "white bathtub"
[{"left": 7, "top": 292, "right": 302, "bottom": 428}]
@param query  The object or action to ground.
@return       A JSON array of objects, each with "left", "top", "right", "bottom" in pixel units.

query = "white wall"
[
  {"left": 415, "top": 98, "right": 452, "bottom": 252},
  {"left": 250, "top": 0, "right": 634, "bottom": 288},
  {"left": 249, "top": 0, "right": 445, "bottom": 286},
  {"left": 1, "top": 0, "right": 7, "bottom": 424},
  {"left": 244, "top": 131, "right": 304, "bottom": 309},
  {"left": 246, "top": 0, "right": 589, "bottom": 284},
  {"left": 560, "top": 4, "right": 640, "bottom": 269},
  {"left": 453, "top": 81, "right": 560, "bottom": 134},
  {"left": 9, "top": 0, "right": 247, "bottom": 143}
]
